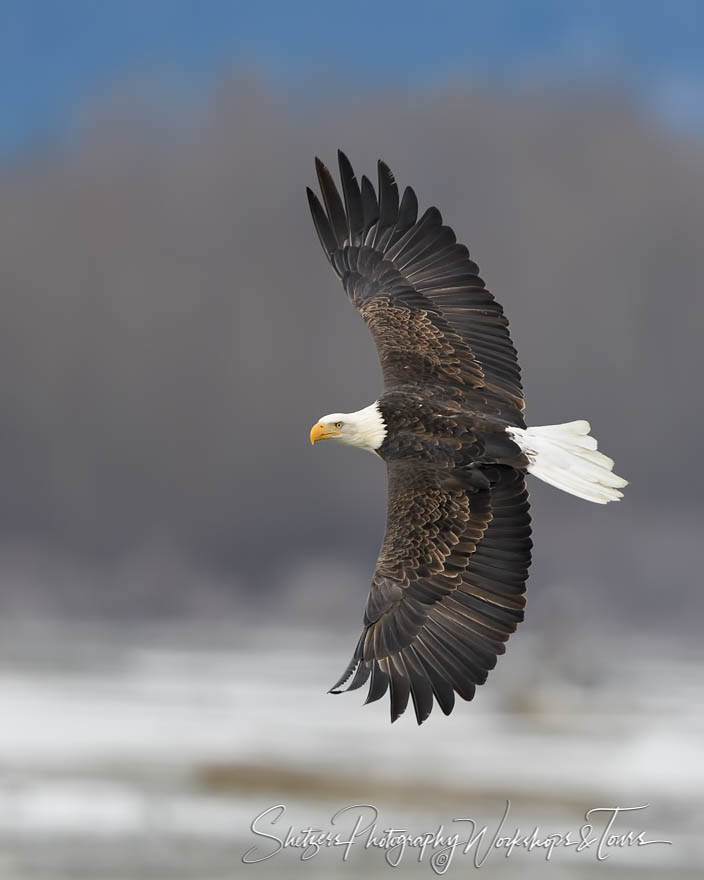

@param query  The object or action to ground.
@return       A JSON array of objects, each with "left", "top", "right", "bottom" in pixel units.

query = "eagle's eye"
[{"left": 334, "top": 421, "right": 343, "bottom": 429}]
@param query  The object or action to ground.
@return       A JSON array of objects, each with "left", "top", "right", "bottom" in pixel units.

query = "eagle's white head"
[{"left": 310, "top": 402, "right": 387, "bottom": 453}]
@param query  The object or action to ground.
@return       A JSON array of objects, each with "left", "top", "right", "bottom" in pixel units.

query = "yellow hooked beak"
[{"left": 310, "top": 422, "right": 340, "bottom": 445}]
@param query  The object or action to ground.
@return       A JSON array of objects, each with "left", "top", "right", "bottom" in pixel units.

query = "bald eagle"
[{"left": 307, "top": 152, "right": 626, "bottom": 724}]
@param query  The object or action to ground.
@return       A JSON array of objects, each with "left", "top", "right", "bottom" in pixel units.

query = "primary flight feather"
[{"left": 307, "top": 151, "right": 627, "bottom": 724}]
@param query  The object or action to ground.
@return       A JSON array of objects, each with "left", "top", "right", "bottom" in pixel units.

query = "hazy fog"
[{"left": 0, "top": 76, "right": 701, "bottom": 627}]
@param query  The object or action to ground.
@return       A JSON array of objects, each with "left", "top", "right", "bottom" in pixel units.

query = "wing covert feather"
[
  {"left": 308, "top": 151, "right": 525, "bottom": 423},
  {"left": 329, "top": 466, "right": 531, "bottom": 723}
]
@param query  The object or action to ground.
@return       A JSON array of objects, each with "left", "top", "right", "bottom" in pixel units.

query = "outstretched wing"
[
  {"left": 307, "top": 151, "right": 525, "bottom": 426},
  {"left": 330, "top": 464, "right": 532, "bottom": 723}
]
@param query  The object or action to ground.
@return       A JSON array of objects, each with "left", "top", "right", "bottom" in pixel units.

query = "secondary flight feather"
[{"left": 307, "top": 151, "right": 627, "bottom": 724}]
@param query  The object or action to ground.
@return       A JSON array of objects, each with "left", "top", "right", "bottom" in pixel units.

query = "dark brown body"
[{"left": 377, "top": 387, "right": 529, "bottom": 478}]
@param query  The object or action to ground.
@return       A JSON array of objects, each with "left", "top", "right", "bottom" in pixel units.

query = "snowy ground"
[{"left": 0, "top": 619, "right": 701, "bottom": 879}]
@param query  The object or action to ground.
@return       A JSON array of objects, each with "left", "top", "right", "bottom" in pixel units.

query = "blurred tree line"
[{"left": 0, "top": 76, "right": 700, "bottom": 622}]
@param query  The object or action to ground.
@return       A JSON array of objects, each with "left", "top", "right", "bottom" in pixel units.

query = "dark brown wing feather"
[
  {"left": 329, "top": 465, "right": 531, "bottom": 723},
  {"left": 307, "top": 151, "right": 525, "bottom": 425},
  {"left": 309, "top": 153, "right": 532, "bottom": 722}
]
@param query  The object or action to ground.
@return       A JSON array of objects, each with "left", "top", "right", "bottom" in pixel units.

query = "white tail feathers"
[{"left": 507, "top": 420, "right": 627, "bottom": 504}]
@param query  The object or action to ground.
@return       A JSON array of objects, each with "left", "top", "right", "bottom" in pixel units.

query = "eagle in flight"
[{"left": 307, "top": 152, "right": 626, "bottom": 724}]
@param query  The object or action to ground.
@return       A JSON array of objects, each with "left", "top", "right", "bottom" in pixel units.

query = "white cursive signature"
[{"left": 241, "top": 801, "right": 672, "bottom": 872}]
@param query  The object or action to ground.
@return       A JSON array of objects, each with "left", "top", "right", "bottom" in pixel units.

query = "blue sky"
[{"left": 1, "top": 0, "right": 703, "bottom": 154}]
